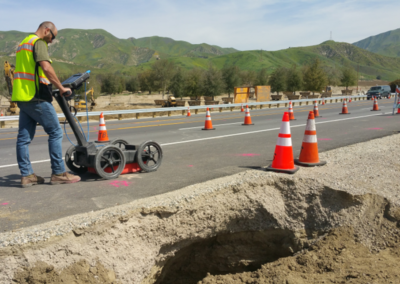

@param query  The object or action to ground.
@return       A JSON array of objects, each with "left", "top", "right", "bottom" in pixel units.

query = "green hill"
[
  {"left": 1, "top": 29, "right": 400, "bottom": 81},
  {"left": 353, "top": 28, "right": 400, "bottom": 58}
]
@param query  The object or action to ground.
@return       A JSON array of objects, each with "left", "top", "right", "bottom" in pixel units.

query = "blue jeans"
[{"left": 17, "top": 101, "right": 65, "bottom": 176}]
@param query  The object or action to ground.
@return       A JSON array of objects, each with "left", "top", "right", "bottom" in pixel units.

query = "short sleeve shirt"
[{"left": 33, "top": 39, "right": 50, "bottom": 62}]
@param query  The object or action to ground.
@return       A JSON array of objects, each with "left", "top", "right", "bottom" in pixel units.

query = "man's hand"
[{"left": 60, "top": 87, "right": 72, "bottom": 97}]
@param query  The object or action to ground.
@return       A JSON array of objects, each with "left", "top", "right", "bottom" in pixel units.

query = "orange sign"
[
  {"left": 234, "top": 87, "right": 249, "bottom": 103},
  {"left": 255, "top": 86, "right": 271, "bottom": 102}
]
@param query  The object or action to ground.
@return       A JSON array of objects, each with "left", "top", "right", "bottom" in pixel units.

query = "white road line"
[
  {"left": 179, "top": 122, "right": 242, "bottom": 130},
  {"left": 0, "top": 112, "right": 389, "bottom": 169},
  {"left": 0, "top": 158, "right": 65, "bottom": 169}
]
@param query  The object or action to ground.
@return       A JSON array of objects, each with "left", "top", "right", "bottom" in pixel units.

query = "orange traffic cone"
[
  {"left": 313, "top": 101, "right": 321, "bottom": 118},
  {"left": 0, "top": 109, "right": 3, "bottom": 116},
  {"left": 187, "top": 106, "right": 191, "bottom": 117},
  {"left": 371, "top": 97, "right": 374, "bottom": 101},
  {"left": 388, "top": 94, "right": 391, "bottom": 99},
  {"left": 295, "top": 111, "right": 326, "bottom": 167},
  {"left": 202, "top": 108, "right": 215, "bottom": 130},
  {"left": 349, "top": 97, "right": 352, "bottom": 103},
  {"left": 371, "top": 98, "right": 380, "bottom": 111},
  {"left": 266, "top": 112, "right": 299, "bottom": 174},
  {"left": 96, "top": 112, "right": 110, "bottom": 142},
  {"left": 242, "top": 105, "right": 254, "bottom": 125},
  {"left": 339, "top": 99, "right": 350, "bottom": 115},
  {"left": 322, "top": 98, "right": 325, "bottom": 105},
  {"left": 241, "top": 104, "right": 244, "bottom": 112},
  {"left": 397, "top": 107, "right": 400, "bottom": 115},
  {"left": 288, "top": 101, "right": 296, "bottom": 120}
]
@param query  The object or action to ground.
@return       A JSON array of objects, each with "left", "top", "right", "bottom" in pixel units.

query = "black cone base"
[
  {"left": 294, "top": 159, "right": 327, "bottom": 167},
  {"left": 265, "top": 165, "right": 299, "bottom": 174}
]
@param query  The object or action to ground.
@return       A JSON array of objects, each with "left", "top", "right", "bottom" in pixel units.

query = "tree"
[
  {"left": 302, "top": 59, "right": 328, "bottom": 95},
  {"left": 340, "top": 65, "right": 357, "bottom": 91},
  {"left": 169, "top": 68, "right": 185, "bottom": 100},
  {"left": 322, "top": 66, "right": 342, "bottom": 86},
  {"left": 138, "top": 70, "right": 155, "bottom": 94},
  {"left": 240, "top": 70, "right": 257, "bottom": 86},
  {"left": 184, "top": 68, "right": 204, "bottom": 100},
  {"left": 151, "top": 59, "right": 176, "bottom": 98},
  {"left": 125, "top": 75, "right": 140, "bottom": 93},
  {"left": 101, "top": 75, "right": 119, "bottom": 95},
  {"left": 268, "top": 67, "right": 286, "bottom": 95},
  {"left": 221, "top": 65, "right": 241, "bottom": 98},
  {"left": 201, "top": 66, "right": 225, "bottom": 100},
  {"left": 255, "top": 68, "right": 268, "bottom": 86},
  {"left": 286, "top": 65, "right": 302, "bottom": 94}
]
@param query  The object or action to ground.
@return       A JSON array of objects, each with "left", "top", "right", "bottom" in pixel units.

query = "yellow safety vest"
[{"left": 12, "top": 34, "right": 52, "bottom": 102}]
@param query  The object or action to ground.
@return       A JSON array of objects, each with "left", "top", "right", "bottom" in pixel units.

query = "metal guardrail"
[{"left": 0, "top": 95, "right": 368, "bottom": 122}]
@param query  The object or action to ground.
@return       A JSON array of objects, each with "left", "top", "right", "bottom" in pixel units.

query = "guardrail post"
[
  {"left": 299, "top": 102, "right": 302, "bottom": 106},
  {"left": 260, "top": 105, "right": 263, "bottom": 109},
  {"left": 195, "top": 109, "right": 199, "bottom": 115},
  {"left": 277, "top": 103, "right": 280, "bottom": 108},
  {"left": 230, "top": 107, "right": 234, "bottom": 112},
  {"left": 0, "top": 121, "right": 5, "bottom": 128},
  {"left": 168, "top": 111, "right": 171, "bottom": 117},
  {"left": 118, "top": 114, "right": 122, "bottom": 120},
  {"left": 219, "top": 107, "right": 222, "bottom": 112},
  {"left": 182, "top": 110, "right": 185, "bottom": 116},
  {"left": 136, "top": 113, "right": 140, "bottom": 119},
  {"left": 306, "top": 101, "right": 309, "bottom": 105},
  {"left": 284, "top": 103, "right": 288, "bottom": 107},
  {"left": 269, "top": 104, "right": 272, "bottom": 108},
  {"left": 250, "top": 105, "right": 254, "bottom": 110},
  {"left": 152, "top": 112, "right": 156, "bottom": 118}
]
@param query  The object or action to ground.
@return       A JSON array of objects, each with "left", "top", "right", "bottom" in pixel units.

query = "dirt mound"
[
  {"left": 200, "top": 226, "right": 400, "bottom": 284},
  {"left": 13, "top": 260, "right": 119, "bottom": 284}
]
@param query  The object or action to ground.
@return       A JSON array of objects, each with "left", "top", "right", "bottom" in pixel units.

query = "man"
[{"left": 12, "top": 21, "right": 81, "bottom": 187}]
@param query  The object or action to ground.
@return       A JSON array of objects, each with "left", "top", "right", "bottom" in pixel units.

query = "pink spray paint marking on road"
[
  {"left": 1, "top": 203, "right": 9, "bottom": 206},
  {"left": 318, "top": 138, "right": 332, "bottom": 141},
  {"left": 110, "top": 181, "right": 131, "bottom": 188},
  {"left": 367, "top": 128, "right": 383, "bottom": 130},
  {"left": 187, "top": 165, "right": 194, "bottom": 167},
  {"left": 235, "top": 153, "right": 261, "bottom": 157}
]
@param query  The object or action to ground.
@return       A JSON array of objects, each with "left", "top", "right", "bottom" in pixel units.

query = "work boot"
[
  {"left": 50, "top": 172, "right": 81, "bottom": 185},
  {"left": 21, "top": 174, "right": 45, "bottom": 188}
]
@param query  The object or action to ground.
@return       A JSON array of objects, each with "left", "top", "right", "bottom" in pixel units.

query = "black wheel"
[
  {"left": 110, "top": 139, "right": 129, "bottom": 150},
  {"left": 65, "top": 145, "right": 88, "bottom": 174},
  {"left": 136, "top": 141, "right": 163, "bottom": 172},
  {"left": 94, "top": 145, "right": 126, "bottom": 179}
]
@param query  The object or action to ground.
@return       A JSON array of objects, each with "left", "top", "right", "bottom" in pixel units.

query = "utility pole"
[{"left": 357, "top": 64, "right": 359, "bottom": 92}]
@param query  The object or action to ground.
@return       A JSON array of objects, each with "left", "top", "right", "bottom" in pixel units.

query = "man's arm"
[{"left": 39, "top": 61, "right": 71, "bottom": 95}]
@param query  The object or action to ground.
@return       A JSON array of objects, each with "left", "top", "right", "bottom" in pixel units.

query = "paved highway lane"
[{"left": 0, "top": 99, "right": 399, "bottom": 231}]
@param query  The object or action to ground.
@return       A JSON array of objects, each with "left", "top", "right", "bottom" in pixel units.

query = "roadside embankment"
[{"left": 0, "top": 133, "right": 400, "bottom": 283}]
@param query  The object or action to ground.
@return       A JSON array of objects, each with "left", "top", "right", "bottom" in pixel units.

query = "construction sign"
[
  {"left": 234, "top": 87, "right": 249, "bottom": 104},
  {"left": 255, "top": 86, "right": 271, "bottom": 102}
]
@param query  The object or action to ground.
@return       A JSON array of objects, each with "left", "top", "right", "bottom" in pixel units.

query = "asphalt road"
[{"left": 0, "top": 99, "right": 398, "bottom": 232}]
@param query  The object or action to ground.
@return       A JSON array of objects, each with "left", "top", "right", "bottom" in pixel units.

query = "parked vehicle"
[{"left": 366, "top": 85, "right": 391, "bottom": 100}]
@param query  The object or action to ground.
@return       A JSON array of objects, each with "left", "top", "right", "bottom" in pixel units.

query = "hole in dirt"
[{"left": 153, "top": 228, "right": 307, "bottom": 284}]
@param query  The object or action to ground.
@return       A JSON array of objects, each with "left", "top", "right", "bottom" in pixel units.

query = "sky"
[{"left": 0, "top": 0, "right": 398, "bottom": 51}]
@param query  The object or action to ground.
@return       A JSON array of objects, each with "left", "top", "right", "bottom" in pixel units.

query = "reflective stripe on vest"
[{"left": 12, "top": 34, "right": 52, "bottom": 102}]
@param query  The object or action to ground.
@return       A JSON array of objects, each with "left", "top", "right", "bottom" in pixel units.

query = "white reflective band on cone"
[
  {"left": 277, "top": 137, "right": 292, "bottom": 146},
  {"left": 303, "top": 134, "right": 317, "bottom": 143},
  {"left": 305, "top": 120, "right": 316, "bottom": 131},
  {"left": 206, "top": 117, "right": 211, "bottom": 120},
  {"left": 99, "top": 126, "right": 107, "bottom": 130},
  {"left": 280, "top": 121, "right": 291, "bottom": 134}
]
